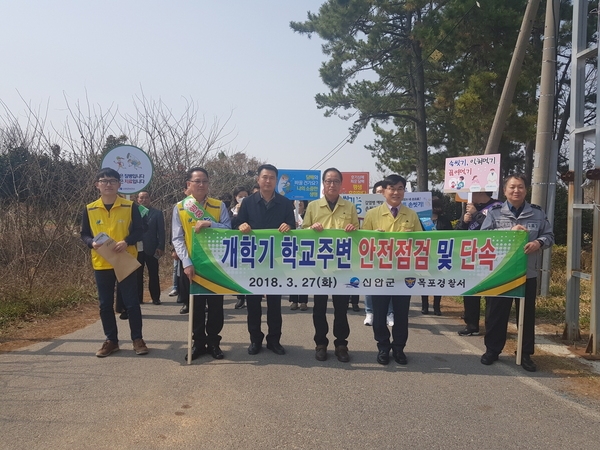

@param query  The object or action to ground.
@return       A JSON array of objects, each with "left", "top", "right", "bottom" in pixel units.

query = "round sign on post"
[{"left": 101, "top": 145, "right": 153, "bottom": 195}]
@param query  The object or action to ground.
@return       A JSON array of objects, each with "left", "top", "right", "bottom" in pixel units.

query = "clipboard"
[{"left": 93, "top": 233, "right": 141, "bottom": 282}]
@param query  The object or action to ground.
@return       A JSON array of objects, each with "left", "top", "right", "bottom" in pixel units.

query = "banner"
[
  {"left": 190, "top": 229, "right": 527, "bottom": 298},
  {"left": 340, "top": 172, "right": 369, "bottom": 194},
  {"left": 443, "top": 154, "right": 500, "bottom": 194},
  {"left": 276, "top": 169, "right": 321, "bottom": 201},
  {"left": 341, "top": 193, "right": 434, "bottom": 229}
]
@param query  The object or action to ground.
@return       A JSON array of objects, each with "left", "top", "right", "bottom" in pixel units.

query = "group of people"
[{"left": 81, "top": 165, "right": 553, "bottom": 372}]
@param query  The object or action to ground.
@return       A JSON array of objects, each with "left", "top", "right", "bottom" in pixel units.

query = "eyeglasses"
[
  {"left": 323, "top": 179, "right": 341, "bottom": 185},
  {"left": 97, "top": 179, "right": 119, "bottom": 185},
  {"left": 189, "top": 179, "right": 210, "bottom": 185},
  {"left": 386, "top": 186, "right": 405, "bottom": 193}
]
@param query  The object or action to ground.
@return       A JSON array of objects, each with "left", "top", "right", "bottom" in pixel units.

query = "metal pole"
[
  {"left": 484, "top": 0, "right": 541, "bottom": 155},
  {"left": 540, "top": 140, "right": 558, "bottom": 296}
]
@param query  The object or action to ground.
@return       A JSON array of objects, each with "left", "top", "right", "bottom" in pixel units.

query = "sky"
[{"left": 0, "top": 1, "right": 384, "bottom": 182}]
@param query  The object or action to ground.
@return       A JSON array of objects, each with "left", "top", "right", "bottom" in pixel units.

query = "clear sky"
[{"left": 0, "top": 1, "right": 384, "bottom": 181}]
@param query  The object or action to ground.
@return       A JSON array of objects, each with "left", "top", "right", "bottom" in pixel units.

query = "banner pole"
[
  {"left": 187, "top": 293, "right": 194, "bottom": 365},
  {"left": 516, "top": 297, "right": 525, "bottom": 365}
]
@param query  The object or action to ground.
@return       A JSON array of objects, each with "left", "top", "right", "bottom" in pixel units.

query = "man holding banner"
[
  {"left": 234, "top": 164, "right": 296, "bottom": 356},
  {"left": 362, "top": 174, "right": 422, "bottom": 365},
  {"left": 303, "top": 168, "right": 359, "bottom": 362},
  {"left": 480, "top": 174, "right": 554, "bottom": 372},
  {"left": 172, "top": 167, "right": 232, "bottom": 361}
]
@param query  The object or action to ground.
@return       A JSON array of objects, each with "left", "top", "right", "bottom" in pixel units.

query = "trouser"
[
  {"left": 191, "top": 295, "right": 224, "bottom": 347},
  {"left": 349, "top": 295, "right": 359, "bottom": 306},
  {"left": 178, "top": 269, "right": 224, "bottom": 347},
  {"left": 312, "top": 295, "right": 350, "bottom": 347},
  {"left": 484, "top": 278, "right": 537, "bottom": 356},
  {"left": 421, "top": 295, "right": 441, "bottom": 311},
  {"left": 95, "top": 269, "right": 143, "bottom": 342},
  {"left": 463, "top": 296, "right": 481, "bottom": 330},
  {"left": 137, "top": 252, "right": 161, "bottom": 303},
  {"left": 365, "top": 295, "right": 393, "bottom": 315},
  {"left": 172, "top": 260, "right": 178, "bottom": 290},
  {"left": 246, "top": 295, "right": 282, "bottom": 345},
  {"left": 289, "top": 295, "right": 308, "bottom": 304},
  {"left": 179, "top": 262, "right": 190, "bottom": 306},
  {"left": 372, "top": 295, "right": 410, "bottom": 352}
]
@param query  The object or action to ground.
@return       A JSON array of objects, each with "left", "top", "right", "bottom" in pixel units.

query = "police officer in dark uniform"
[{"left": 480, "top": 174, "right": 554, "bottom": 372}]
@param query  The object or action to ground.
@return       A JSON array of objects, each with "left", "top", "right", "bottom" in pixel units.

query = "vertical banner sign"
[
  {"left": 340, "top": 172, "right": 369, "bottom": 194},
  {"left": 277, "top": 170, "right": 321, "bottom": 201},
  {"left": 443, "top": 154, "right": 501, "bottom": 194},
  {"left": 101, "top": 145, "right": 154, "bottom": 195},
  {"left": 189, "top": 229, "right": 527, "bottom": 298}
]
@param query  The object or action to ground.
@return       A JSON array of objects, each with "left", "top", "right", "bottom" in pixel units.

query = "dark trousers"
[
  {"left": 95, "top": 269, "right": 142, "bottom": 342},
  {"left": 179, "top": 261, "right": 190, "bottom": 306},
  {"left": 421, "top": 295, "right": 441, "bottom": 311},
  {"left": 349, "top": 295, "right": 359, "bottom": 306},
  {"left": 463, "top": 296, "right": 481, "bottom": 330},
  {"left": 246, "top": 295, "right": 282, "bottom": 345},
  {"left": 289, "top": 295, "right": 308, "bottom": 304},
  {"left": 312, "top": 295, "right": 350, "bottom": 347},
  {"left": 484, "top": 277, "right": 537, "bottom": 356},
  {"left": 178, "top": 268, "right": 223, "bottom": 347},
  {"left": 137, "top": 252, "right": 161, "bottom": 303},
  {"left": 372, "top": 295, "right": 410, "bottom": 352},
  {"left": 191, "top": 295, "right": 224, "bottom": 347}
]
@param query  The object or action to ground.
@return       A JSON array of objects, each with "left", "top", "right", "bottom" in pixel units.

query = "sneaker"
[
  {"left": 234, "top": 298, "right": 246, "bottom": 309},
  {"left": 168, "top": 289, "right": 178, "bottom": 297},
  {"left": 386, "top": 312, "right": 394, "bottom": 327},
  {"left": 364, "top": 313, "right": 373, "bottom": 326},
  {"left": 133, "top": 339, "right": 149, "bottom": 355},
  {"left": 458, "top": 327, "right": 480, "bottom": 336},
  {"left": 96, "top": 340, "right": 119, "bottom": 357},
  {"left": 352, "top": 304, "right": 360, "bottom": 312},
  {"left": 299, "top": 303, "right": 308, "bottom": 311},
  {"left": 290, "top": 302, "right": 299, "bottom": 310}
]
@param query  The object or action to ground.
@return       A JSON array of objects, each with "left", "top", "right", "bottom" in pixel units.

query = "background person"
[
  {"left": 421, "top": 196, "right": 452, "bottom": 316},
  {"left": 454, "top": 192, "right": 502, "bottom": 336},
  {"left": 136, "top": 191, "right": 166, "bottom": 305}
]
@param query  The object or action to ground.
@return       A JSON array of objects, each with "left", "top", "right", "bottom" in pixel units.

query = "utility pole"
[
  {"left": 485, "top": 0, "right": 541, "bottom": 155},
  {"left": 531, "top": 0, "right": 560, "bottom": 295}
]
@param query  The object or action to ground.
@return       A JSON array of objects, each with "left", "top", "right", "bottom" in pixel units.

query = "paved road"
[{"left": 2, "top": 293, "right": 600, "bottom": 450}]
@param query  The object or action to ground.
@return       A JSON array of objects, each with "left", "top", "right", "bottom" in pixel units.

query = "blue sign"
[{"left": 277, "top": 170, "right": 321, "bottom": 201}]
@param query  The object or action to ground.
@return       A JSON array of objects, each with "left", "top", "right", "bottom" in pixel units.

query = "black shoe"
[
  {"left": 119, "top": 311, "right": 128, "bottom": 320},
  {"left": 315, "top": 345, "right": 328, "bottom": 361},
  {"left": 481, "top": 351, "right": 499, "bottom": 365},
  {"left": 377, "top": 349, "right": 390, "bottom": 365},
  {"left": 433, "top": 309, "right": 442, "bottom": 316},
  {"left": 234, "top": 298, "right": 246, "bottom": 309},
  {"left": 247, "top": 342, "right": 262, "bottom": 355},
  {"left": 152, "top": 299, "right": 161, "bottom": 305},
  {"left": 352, "top": 304, "right": 360, "bottom": 312},
  {"left": 266, "top": 342, "right": 286, "bottom": 355},
  {"left": 521, "top": 355, "right": 537, "bottom": 372},
  {"left": 421, "top": 309, "right": 429, "bottom": 315},
  {"left": 209, "top": 345, "right": 224, "bottom": 360},
  {"left": 179, "top": 305, "right": 189, "bottom": 314},
  {"left": 392, "top": 349, "right": 407, "bottom": 365},
  {"left": 458, "top": 327, "right": 480, "bottom": 336},
  {"left": 184, "top": 345, "right": 207, "bottom": 361}
]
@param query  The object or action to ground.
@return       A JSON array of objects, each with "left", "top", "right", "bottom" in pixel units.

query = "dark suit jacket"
[
  {"left": 142, "top": 206, "right": 166, "bottom": 256},
  {"left": 232, "top": 191, "right": 296, "bottom": 231}
]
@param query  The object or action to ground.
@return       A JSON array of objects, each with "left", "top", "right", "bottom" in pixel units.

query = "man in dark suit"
[
  {"left": 233, "top": 164, "right": 296, "bottom": 356},
  {"left": 137, "top": 191, "right": 166, "bottom": 305}
]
